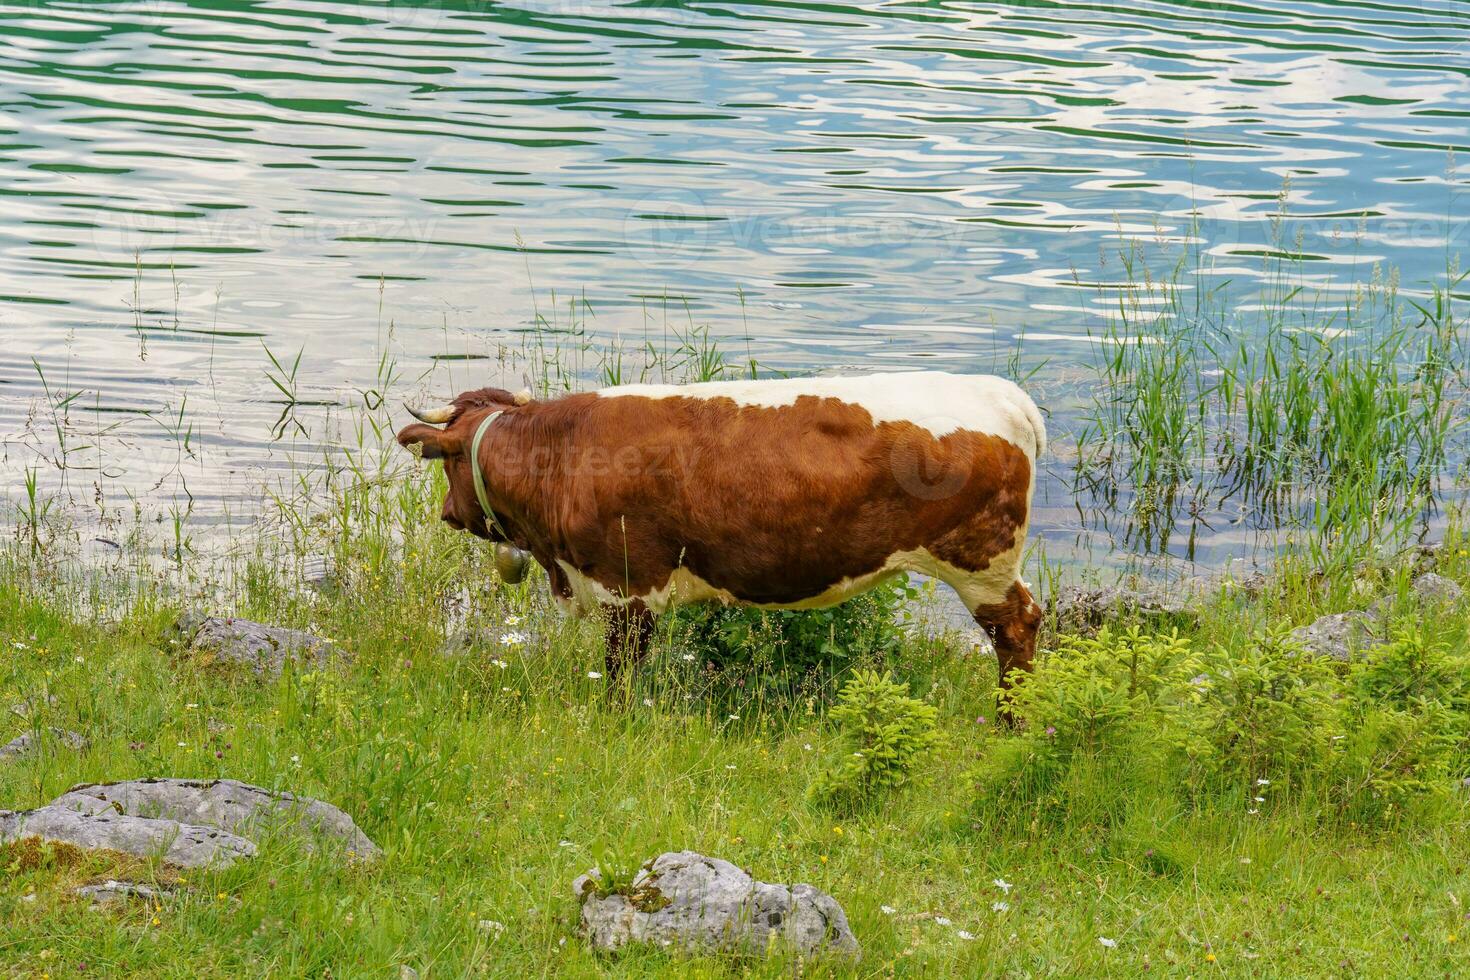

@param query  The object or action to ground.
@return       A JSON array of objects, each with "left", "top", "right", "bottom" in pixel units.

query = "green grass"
[{"left": 3, "top": 469, "right": 1470, "bottom": 977}]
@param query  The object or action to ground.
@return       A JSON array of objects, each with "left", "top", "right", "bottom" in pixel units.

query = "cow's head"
[{"left": 396, "top": 386, "right": 533, "bottom": 577}]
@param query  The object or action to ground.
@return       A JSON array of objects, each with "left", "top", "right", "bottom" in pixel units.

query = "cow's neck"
[{"left": 470, "top": 406, "right": 562, "bottom": 553}]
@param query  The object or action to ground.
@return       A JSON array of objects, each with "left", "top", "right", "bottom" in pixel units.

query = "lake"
[{"left": 1, "top": 0, "right": 1467, "bottom": 574}]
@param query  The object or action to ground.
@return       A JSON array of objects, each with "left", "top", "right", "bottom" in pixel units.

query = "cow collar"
[{"left": 470, "top": 409, "right": 507, "bottom": 538}]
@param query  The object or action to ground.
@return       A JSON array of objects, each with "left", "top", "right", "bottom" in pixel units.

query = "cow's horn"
[
  {"left": 406, "top": 402, "right": 455, "bottom": 424},
  {"left": 513, "top": 387, "right": 533, "bottom": 406}
]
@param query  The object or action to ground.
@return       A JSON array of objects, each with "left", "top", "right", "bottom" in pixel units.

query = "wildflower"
[
  {"left": 186, "top": 703, "right": 198, "bottom": 710},
  {"left": 1254, "top": 796, "right": 1266, "bottom": 803},
  {"left": 1206, "top": 952, "right": 1217, "bottom": 962},
  {"left": 725, "top": 764, "right": 737, "bottom": 770},
  {"left": 500, "top": 631, "right": 527, "bottom": 646},
  {"left": 1098, "top": 937, "right": 1117, "bottom": 948},
  {"left": 1240, "top": 857, "right": 1251, "bottom": 864},
  {"left": 1044, "top": 726, "right": 1056, "bottom": 736},
  {"left": 993, "top": 878, "right": 1012, "bottom": 893},
  {"left": 290, "top": 754, "right": 301, "bottom": 765},
  {"left": 880, "top": 905, "right": 896, "bottom": 915},
  {"left": 12, "top": 642, "right": 26, "bottom": 650},
  {"left": 975, "top": 715, "right": 987, "bottom": 725},
  {"left": 503, "top": 614, "right": 522, "bottom": 626},
  {"left": 992, "top": 901, "right": 1009, "bottom": 912},
  {"left": 587, "top": 671, "right": 602, "bottom": 680},
  {"left": 642, "top": 698, "right": 654, "bottom": 707},
  {"left": 492, "top": 659, "right": 508, "bottom": 669},
  {"left": 832, "top": 826, "right": 843, "bottom": 837},
  {"left": 728, "top": 714, "right": 739, "bottom": 721},
  {"left": 217, "top": 892, "right": 228, "bottom": 900},
  {"left": 935, "top": 916, "right": 952, "bottom": 926},
  {"left": 803, "top": 743, "right": 813, "bottom": 751},
  {"left": 1248, "top": 808, "right": 1259, "bottom": 815},
  {"left": 151, "top": 917, "right": 161, "bottom": 927},
  {"left": 957, "top": 930, "right": 976, "bottom": 941},
  {"left": 1256, "top": 778, "right": 1270, "bottom": 786},
  {"left": 558, "top": 840, "right": 574, "bottom": 848},
  {"left": 681, "top": 653, "right": 695, "bottom": 661},
  {"left": 819, "top": 855, "right": 828, "bottom": 864},
  {"left": 478, "top": 919, "right": 506, "bottom": 935},
  {"left": 176, "top": 741, "right": 186, "bottom": 748}
]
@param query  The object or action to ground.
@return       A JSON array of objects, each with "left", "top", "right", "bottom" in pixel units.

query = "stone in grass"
[
  {"left": 1051, "top": 583, "right": 1197, "bottom": 632},
  {"left": 0, "top": 728, "right": 88, "bottom": 762},
  {"left": 0, "top": 804, "right": 256, "bottom": 869},
  {"left": 50, "top": 778, "right": 380, "bottom": 861},
  {"left": 1288, "top": 610, "right": 1381, "bottom": 662},
  {"left": 178, "top": 613, "right": 347, "bottom": 678},
  {"left": 575, "top": 851, "right": 859, "bottom": 958},
  {"left": 9, "top": 694, "right": 59, "bottom": 719},
  {"left": 77, "top": 879, "right": 177, "bottom": 906}
]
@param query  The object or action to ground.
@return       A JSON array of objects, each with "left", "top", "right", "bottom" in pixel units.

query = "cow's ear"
[{"left": 397, "top": 423, "right": 460, "bottom": 460}]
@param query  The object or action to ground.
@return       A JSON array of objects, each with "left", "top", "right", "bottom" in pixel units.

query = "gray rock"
[
  {"left": 0, "top": 728, "right": 88, "bottom": 762},
  {"left": 574, "top": 850, "right": 858, "bottom": 958},
  {"left": 180, "top": 615, "right": 346, "bottom": 677},
  {"left": 1052, "top": 584, "right": 1196, "bottom": 631},
  {"left": 9, "top": 694, "right": 59, "bottom": 719},
  {"left": 0, "top": 804, "right": 256, "bottom": 869},
  {"left": 1411, "top": 572, "right": 1464, "bottom": 606},
  {"left": 77, "top": 879, "right": 176, "bottom": 905},
  {"left": 50, "top": 778, "right": 379, "bottom": 860},
  {"left": 1289, "top": 610, "right": 1380, "bottom": 661}
]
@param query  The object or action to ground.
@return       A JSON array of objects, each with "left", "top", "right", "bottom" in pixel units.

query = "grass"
[{"left": 2, "top": 456, "right": 1470, "bottom": 976}]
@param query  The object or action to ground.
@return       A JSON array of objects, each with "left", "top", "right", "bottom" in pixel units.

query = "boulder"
[
  {"left": 50, "top": 778, "right": 379, "bottom": 860},
  {"left": 9, "top": 694, "right": 59, "bottom": 719},
  {"left": 178, "top": 614, "right": 346, "bottom": 677},
  {"left": 1409, "top": 572, "right": 1464, "bottom": 606},
  {"left": 0, "top": 804, "right": 256, "bottom": 869},
  {"left": 1, "top": 728, "right": 88, "bottom": 762},
  {"left": 574, "top": 850, "right": 858, "bottom": 958}
]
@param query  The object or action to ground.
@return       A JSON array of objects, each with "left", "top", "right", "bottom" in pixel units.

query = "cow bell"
[{"left": 494, "top": 543, "right": 530, "bottom": 584}]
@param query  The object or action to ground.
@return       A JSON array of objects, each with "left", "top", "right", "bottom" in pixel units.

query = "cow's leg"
[
  {"left": 971, "top": 580, "right": 1042, "bottom": 727},
  {"left": 603, "top": 599, "right": 655, "bottom": 680}
]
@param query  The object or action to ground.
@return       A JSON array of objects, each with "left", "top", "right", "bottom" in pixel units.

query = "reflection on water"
[{"left": 0, "top": 0, "right": 1467, "bottom": 570}]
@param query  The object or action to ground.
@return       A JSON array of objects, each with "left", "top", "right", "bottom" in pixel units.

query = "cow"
[{"left": 396, "top": 371, "right": 1045, "bottom": 715}]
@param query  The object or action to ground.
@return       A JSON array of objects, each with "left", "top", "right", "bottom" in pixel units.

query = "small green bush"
[
  {"left": 810, "top": 669, "right": 940, "bottom": 812},
  {"left": 666, "top": 577, "right": 915, "bottom": 698}
]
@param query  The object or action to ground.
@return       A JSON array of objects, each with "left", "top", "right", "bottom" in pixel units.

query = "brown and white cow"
[{"left": 397, "top": 372, "right": 1045, "bottom": 712}]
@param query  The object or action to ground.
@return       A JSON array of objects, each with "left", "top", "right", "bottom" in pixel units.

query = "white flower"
[
  {"left": 478, "top": 919, "right": 505, "bottom": 935},
  {"left": 642, "top": 698, "right": 654, "bottom": 707},
  {"left": 587, "top": 671, "right": 602, "bottom": 680},
  {"left": 1256, "top": 778, "right": 1271, "bottom": 786},
  {"left": 491, "top": 659, "right": 508, "bottom": 669},
  {"left": 13, "top": 642, "right": 27, "bottom": 650},
  {"left": 728, "top": 714, "right": 739, "bottom": 721},
  {"left": 1247, "top": 808, "right": 1260, "bottom": 814},
  {"left": 724, "top": 765, "right": 737, "bottom": 770},
  {"left": 1099, "top": 937, "right": 1117, "bottom": 948},
  {"left": 503, "top": 615, "right": 522, "bottom": 626},
  {"left": 177, "top": 741, "right": 187, "bottom": 748},
  {"left": 558, "top": 840, "right": 574, "bottom": 848},
  {"left": 880, "top": 905, "right": 896, "bottom": 915},
  {"left": 993, "top": 878, "right": 1012, "bottom": 893},
  {"left": 992, "top": 901, "right": 1009, "bottom": 912},
  {"left": 74, "top": 656, "right": 84, "bottom": 664},
  {"left": 681, "top": 653, "right": 695, "bottom": 661},
  {"left": 499, "top": 631, "right": 528, "bottom": 646},
  {"left": 1254, "top": 796, "right": 1266, "bottom": 802},
  {"left": 803, "top": 743, "right": 813, "bottom": 751},
  {"left": 290, "top": 754, "right": 301, "bottom": 765},
  {"left": 934, "top": 916, "right": 952, "bottom": 926},
  {"left": 185, "top": 703, "right": 198, "bottom": 709},
  {"left": 957, "top": 930, "right": 976, "bottom": 941},
  {"left": 1239, "top": 857, "right": 1251, "bottom": 864}
]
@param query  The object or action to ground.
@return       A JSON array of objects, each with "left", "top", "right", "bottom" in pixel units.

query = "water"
[{"left": 1, "top": 0, "right": 1467, "bottom": 571}]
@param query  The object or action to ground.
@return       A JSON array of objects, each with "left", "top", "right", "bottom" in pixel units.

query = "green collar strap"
[{"left": 470, "top": 410, "right": 506, "bottom": 537}]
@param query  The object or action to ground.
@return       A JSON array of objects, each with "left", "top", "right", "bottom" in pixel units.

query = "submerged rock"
[
  {"left": 51, "top": 778, "right": 379, "bottom": 860},
  {"left": 0, "top": 803, "right": 256, "bottom": 869},
  {"left": 575, "top": 850, "right": 858, "bottom": 958},
  {"left": 0, "top": 728, "right": 88, "bottom": 762},
  {"left": 178, "top": 614, "right": 346, "bottom": 677}
]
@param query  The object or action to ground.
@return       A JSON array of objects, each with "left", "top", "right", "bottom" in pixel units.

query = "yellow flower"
[
  {"left": 819, "top": 855, "right": 828, "bottom": 864},
  {"left": 1449, "top": 935, "right": 1458, "bottom": 944},
  {"left": 832, "top": 826, "right": 843, "bottom": 837},
  {"left": 1205, "top": 952, "right": 1216, "bottom": 962},
  {"left": 217, "top": 892, "right": 228, "bottom": 900},
  {"left": 151, "top": 917, "right": 161, "bottom": 927}
]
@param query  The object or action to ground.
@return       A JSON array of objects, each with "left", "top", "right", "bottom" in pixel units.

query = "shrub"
[
  {"left": 666, "top": 577, "right": 915, "bottom": 699},
  {"left": 810, "top": 669, "right": 940, "bottom": 812}
]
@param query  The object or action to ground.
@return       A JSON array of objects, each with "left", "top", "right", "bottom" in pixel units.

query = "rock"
[
  {"left": 1289, "top": 610, "right": 1380, "bottom": 661},
  {"left": 50, "top": 778, "right": 379, "bottom": 860},
  {"left": 398, "top": 967, "right": 420, "bottom": 980},
  {"left": 574, "top": 850, "right": 858, "bottom": 958},
  {"left": 1410, "top": 572, "right": 1464, "bottom": 606},
  {"left": 179, "top": 615, "right": 346, "bottom": 677},
  {"left": 0, "top": 728, "right": 88, "bottom": 762},
  {"left": 1052, "top": 583, "right": 1196, "bottom": 631},
  {"left": 9, "top": 694, "right": 59, "bottom": 719},
  {"left": 0, "top": 804, "right": 256, "bottom": 869},
  {"left": 77, "top": 879, "right": 176, "bottom": 905}
]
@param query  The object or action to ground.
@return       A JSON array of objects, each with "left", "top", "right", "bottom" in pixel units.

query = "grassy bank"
[{"left": 3, "top": 466, "right": 1469, "bottom": 977}]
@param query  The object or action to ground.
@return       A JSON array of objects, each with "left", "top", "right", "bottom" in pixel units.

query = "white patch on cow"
[
  {"left": 596, "top": 371, "right": 1045, "bottom": 456},
  {"left": 556, "top": 538, "right": 1028, "bottom": 619}
]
